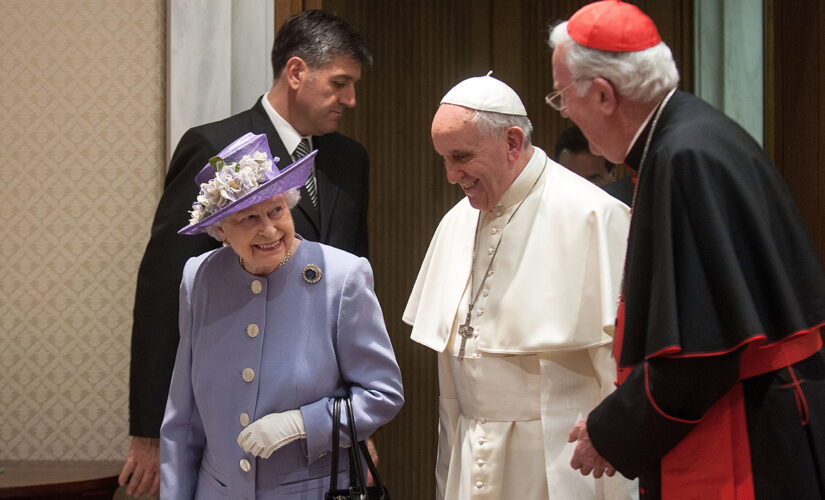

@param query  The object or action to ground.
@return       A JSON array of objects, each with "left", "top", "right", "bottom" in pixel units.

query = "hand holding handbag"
[{"left": 325, "top": 397, "right": 390, "bottom": 500}]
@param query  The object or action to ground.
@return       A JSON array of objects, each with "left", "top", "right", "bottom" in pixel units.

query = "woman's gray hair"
[
  {"left": 205, "top": 188, "right": 302, "bottom": 242},
  {"left": 470, "top": 109, "right": 533, "bottom": 150},
  {"left": 548, "top": 21, "right": 679, "bottom": 104}
]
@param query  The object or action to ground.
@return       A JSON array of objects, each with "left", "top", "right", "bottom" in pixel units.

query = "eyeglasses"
[{"left": 545, "top": 81, "right": 579, "bottom": 111}]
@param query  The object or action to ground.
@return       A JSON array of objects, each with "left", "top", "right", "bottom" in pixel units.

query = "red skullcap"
[{"left": 568, "top": 0, "right": 661, "bottom": 52}]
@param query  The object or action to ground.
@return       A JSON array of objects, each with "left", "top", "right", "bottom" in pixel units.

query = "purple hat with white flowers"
[{"left": 178, "top": 132, "right": 315, "bottom": 235}]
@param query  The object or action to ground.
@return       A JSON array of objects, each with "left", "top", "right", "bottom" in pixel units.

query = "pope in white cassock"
[{"left": 403, "top": 75, "right": 638, "bottom": 499}]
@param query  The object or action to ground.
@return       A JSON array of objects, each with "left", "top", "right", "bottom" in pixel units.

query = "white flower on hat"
[
  {"left": 197, "top": 183, "right": 226, "bottom": 209},
  {"left": 187, "top": 152, "right": 275, "bottom": 225},
  {"left": 236, "top": 154, "right": 272, "bottom": 189}
]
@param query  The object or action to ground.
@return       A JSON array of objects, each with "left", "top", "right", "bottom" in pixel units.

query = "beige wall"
[{"left": 0, "top": 0, "right": 165, "bottom": 460}]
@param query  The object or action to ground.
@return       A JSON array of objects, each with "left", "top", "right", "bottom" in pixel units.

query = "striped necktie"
[{"left": 294, "top": 138, "right": 316, "bottom": 208}]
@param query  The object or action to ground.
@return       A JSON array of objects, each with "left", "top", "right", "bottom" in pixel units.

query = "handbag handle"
[
  {"left": 343, "top": 397, "right": 368, "bottom": 493},
  {"left": 327, "top": 397, "right": 343, "bottom": 495},
  {"left": 325, "top": 397, "right": 388, "bottom": 498},
  {"left": 344, "top": 398, "right": 384, "bottom": 492}
]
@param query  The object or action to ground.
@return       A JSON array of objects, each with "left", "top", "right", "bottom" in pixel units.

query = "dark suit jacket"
[
  {"left": 602, "top": 175, "right": 633, "bottom": 206},
  {"left": 129, "top": 97, "right": 369, "bottom": 436}
]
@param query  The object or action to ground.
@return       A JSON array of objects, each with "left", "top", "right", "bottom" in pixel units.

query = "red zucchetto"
[{"left": 568, "top": 0, "right": 661, "bottom": 52}]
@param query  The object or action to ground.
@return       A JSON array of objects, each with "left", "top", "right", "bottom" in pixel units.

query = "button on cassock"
[
  {"left": 240, "top": 459, "right": 251, "bottom": 472},
  {"left": 240, "top": 413, "right": 250, "bottom": 426},
  {"left": 250, "top": 280, "right": 263, "bottom": 294},
  {"left": 246, "top": 324, "right": 259, "bottom": 338},
  {"left": 242, "top": 368, "right": 255, "bottom": 382}
]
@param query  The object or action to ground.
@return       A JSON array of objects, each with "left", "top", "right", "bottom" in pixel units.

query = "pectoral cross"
[{"left": 457, "top": 310, "right": 474, "bottom": 359}]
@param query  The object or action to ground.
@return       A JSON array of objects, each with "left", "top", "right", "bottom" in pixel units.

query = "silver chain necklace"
[
  {"left": 619, "top": 88, "right": 676, "bottom": 300},
  {"left": 630, "top": 88, "right": 676, "bottom": 210},
  {"left": 456, "top": 158, "right": 547, "bottom": 359}
]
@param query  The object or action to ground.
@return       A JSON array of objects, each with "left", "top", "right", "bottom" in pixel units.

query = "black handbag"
[{"left": 324, "top": 397, "right": 390, "bottom": 500}]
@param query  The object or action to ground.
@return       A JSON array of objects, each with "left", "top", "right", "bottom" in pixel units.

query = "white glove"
[{"left": 237, "top": 409, "right": 306, "bottom": 459}]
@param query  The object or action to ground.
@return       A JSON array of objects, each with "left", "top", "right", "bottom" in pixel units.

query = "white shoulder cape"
[{"left": 403, "top": 148, "right": 630, "bottom": 354}]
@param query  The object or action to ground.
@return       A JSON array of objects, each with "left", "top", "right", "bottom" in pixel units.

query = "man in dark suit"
[{"left": 119, "top": 10, "right": 372, "bottom": 496}]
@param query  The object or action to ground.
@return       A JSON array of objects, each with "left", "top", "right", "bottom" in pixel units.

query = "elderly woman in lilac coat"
[{"left": 159, "top": 133, "right": 404, "bottom": 499}]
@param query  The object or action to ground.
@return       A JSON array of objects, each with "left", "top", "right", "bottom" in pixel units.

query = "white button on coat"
[
  {"left": 240, "top": 459, "right": 251, "bottom": 472},
  {"left": 250, "top": 280, "right": 263, "bottom": 294},
  {"left": 240, "top": 413, "right": 250, "bottom": 426},
  {"left": 242, "top": 368, "right": 255, "bottom": 382},
  {"left": 246, "top": 324, "right": 259, "bottom": 338}
]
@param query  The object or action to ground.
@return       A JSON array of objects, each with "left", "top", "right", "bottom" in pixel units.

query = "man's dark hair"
[
  {"left": 553, "top": 125, "right": 614, "bottom": 173},
  {"left": 271, "top": 10, "right": 372, "bottom": 77}
]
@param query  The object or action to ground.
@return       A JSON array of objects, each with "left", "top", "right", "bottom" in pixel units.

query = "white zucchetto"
[{"left": 440, "top": 72, "right": 527, "bottom": 116}]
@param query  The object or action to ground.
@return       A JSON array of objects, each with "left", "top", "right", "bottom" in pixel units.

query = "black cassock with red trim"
[{"left": 587, "top": 90, "right": 825, "bottom": 499}]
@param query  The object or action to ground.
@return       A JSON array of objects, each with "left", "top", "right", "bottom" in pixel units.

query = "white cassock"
[{"left": 404, "top": 147, "right": 638, "bottom": 499}]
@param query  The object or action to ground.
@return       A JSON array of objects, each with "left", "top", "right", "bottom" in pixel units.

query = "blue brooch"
[{"left": 302, "top": 264, "right": 322, "bottom": 284}]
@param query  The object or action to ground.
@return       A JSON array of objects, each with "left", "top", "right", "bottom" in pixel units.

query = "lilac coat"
[{"left": 160, "top": 240, "right": 404, "bottom": 499}]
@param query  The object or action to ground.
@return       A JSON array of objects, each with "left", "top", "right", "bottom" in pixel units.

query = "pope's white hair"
[
  {"left": 548, "top": 21, "right": 679, "bottom": 104},
  {"left": 468, "top": 108, "right": 533, "bottom": 150},
  {"left": 205, "top": 188, "right": 301, "bottom": 241}
]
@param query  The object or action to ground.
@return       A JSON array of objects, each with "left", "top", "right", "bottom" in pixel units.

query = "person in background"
[
  {"left": 548, "top": 1, "right": 825, "bottom": 498},
  {"left": 554, "top": 125, "right": 632, "bottom": 206},
  {"left": 120, "top": 10, "right": 374, "bottom": 496},
  {"left": 160, "top": 132, "right": 403, "bottom": 498},
  {"left": 554, "top": 125, "right": 615, "bottom": 187},
  {"left": 404, "top": 74, "right": 636, "bottom": 499},
  {"left": 601, "top": 175, "right": 633, "bottom": 207}
]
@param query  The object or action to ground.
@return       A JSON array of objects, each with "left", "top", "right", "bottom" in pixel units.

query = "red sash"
[
  {"left": 660, "top": 383, "right": 754, "bottom": 498},
  {"left": 613, "top": 298, "right": 632, "bottom": 385},
  {"left": 613, "top": 298, "right": 822, "bottom": 498}
]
